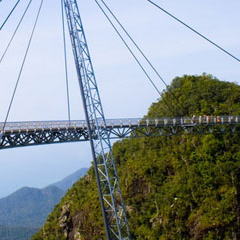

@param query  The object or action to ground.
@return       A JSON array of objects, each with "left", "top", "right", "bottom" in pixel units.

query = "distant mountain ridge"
[
  {"left": 0, "top": 167, "right": 88, "bottom": 240},
  {"left": 50, "top": 167, "right": 88, "bottom": 191},
  {"left": 0, "top": 225, "right": 38, "bottom": 240},
  {"left": 0, "top": 185, "right": 64, "bottom": 227}
]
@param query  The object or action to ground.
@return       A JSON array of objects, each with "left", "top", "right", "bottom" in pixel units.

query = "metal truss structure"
[
  {"left": 62, "top": 0, "right": 130, "bottom": 239},
  {"left": 1, "top": 0, "right": 239, "bottom": 238},
  {"left": 1, "top": 115, "right": 239, "bottom": 150}
]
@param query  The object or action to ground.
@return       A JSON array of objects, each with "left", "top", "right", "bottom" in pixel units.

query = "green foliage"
[
  {"left": 32, "top": 74, "right": 240, "bottom": 239},
  {"left": 148, "top": 73, "right": 240, "bottom": 117},
  {"left": 32, "top": 168, "right": 104, "bottom": 240}
]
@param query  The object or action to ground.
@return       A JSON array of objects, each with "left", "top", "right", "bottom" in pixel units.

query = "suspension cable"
[
  {"left": 98, "top": 0, "right": 188, "bottom": 117},
  {"left": 94, "top": 1, "right": 162, "bottom": 94},
  {"left": 147, "top": 0, "right": 240, "bottom": 64},
  {"left": 95, "top": 0, "right": 180, "bottom": 115},
  {"left": 0, "top": 0, "right": 33, "bottom": 66},
  {"left": 1, "top": 0, "right": 44, "bottom": 136},
  {"left": 61, "top": 0, "right": 71, "bottom": 125},
  {"left": 0, "top": 0, "right": 21, "bottom": 31},
  {"left": 99, "top": 0, "right": 169, "bottom": 88},
  {"left": 96, "top": 0, "right": 192, "bottom": 117},
  {"left": 95, "top": 0, "right": 177, "bottom": 115}
]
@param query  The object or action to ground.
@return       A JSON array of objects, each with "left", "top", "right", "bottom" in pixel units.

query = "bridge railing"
[
  {"left": 104, "top": 116, "right": 240, "bottom": 127},
  {"left": 0, "top": 120, "right": 86, "bottom": 132},
  {"left": 0, "top": 115, "right": 239, "bottom": 133},
  {"left": 0, "top": 115, "right": 239, "bottom": 150}
]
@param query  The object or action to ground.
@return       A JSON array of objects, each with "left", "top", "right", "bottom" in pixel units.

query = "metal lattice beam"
[{"left": 63, "top": 0, "right": 130, "bottom": 238}]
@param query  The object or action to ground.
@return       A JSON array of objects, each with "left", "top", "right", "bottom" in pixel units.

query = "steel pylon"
[{"left": 62, "top": 0, "right": 131, "bottom": 239}]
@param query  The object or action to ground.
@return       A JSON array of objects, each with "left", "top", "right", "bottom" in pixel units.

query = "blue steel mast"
[{"left": 63, "top": 0, "right": 131, "bottom": 239}]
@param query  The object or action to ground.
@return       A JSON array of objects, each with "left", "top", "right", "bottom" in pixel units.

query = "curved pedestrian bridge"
[{"left": 0, "top": 115, "right": 239, "bottom": 149}]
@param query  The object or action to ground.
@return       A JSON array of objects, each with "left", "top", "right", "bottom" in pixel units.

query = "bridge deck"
[{"left": 0, "top": 116, "right": 239, "bottom": 149}]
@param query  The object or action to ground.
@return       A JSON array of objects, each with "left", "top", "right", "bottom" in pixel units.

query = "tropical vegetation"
[{"left": 32, "top": 74, "right": 240, "bottom": 240}]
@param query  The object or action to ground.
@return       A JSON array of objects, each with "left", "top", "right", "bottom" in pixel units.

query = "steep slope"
[
  {"left": 51, "top": 168, "right": 88, "bottom": 192},
  {"left": 32, "top": 74, "right": 240, "bottom": 240}
]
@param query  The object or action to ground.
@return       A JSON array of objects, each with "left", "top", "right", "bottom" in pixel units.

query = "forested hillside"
[{"left": 32, "top": 74, "right": 240, "bottom": 240}]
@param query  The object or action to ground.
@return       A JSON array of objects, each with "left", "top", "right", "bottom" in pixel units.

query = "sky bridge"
[
  {"left": 1, "top": 115, "right": 239, "bottom": 150},
  {"left": 1, "top": 0, "right": 240, "bottom": 239}
]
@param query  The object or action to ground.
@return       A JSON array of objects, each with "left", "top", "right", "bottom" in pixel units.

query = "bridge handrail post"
[
  {"left": 128, "top": 120, "right": 132, "bottom": 127},
  {"left": 180, "top": 118, "right": 183, "bottom": 125},
  {"left": 173, "top": 118, "right": 176, "bottom": 126},
  {"left": 164, "top": 118, "right": 168, "bottom": 126},
  {"left": 146, "top": 119, "right": 149, "bottom": 126},
  {"left": 213, "top": 117, "right": 216, "bottom": 124},
  {"left": 199, "top": 116, "right": 202, "bottom": 124}
]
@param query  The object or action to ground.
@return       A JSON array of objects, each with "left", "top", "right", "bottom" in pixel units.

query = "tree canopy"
[{"left": 32, "top": 74, "right": 240, "bottom": 240}]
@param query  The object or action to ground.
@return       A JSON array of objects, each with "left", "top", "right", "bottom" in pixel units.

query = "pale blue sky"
[{"left": 0, "top": 0, "right": 239, "bottom": 197}]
